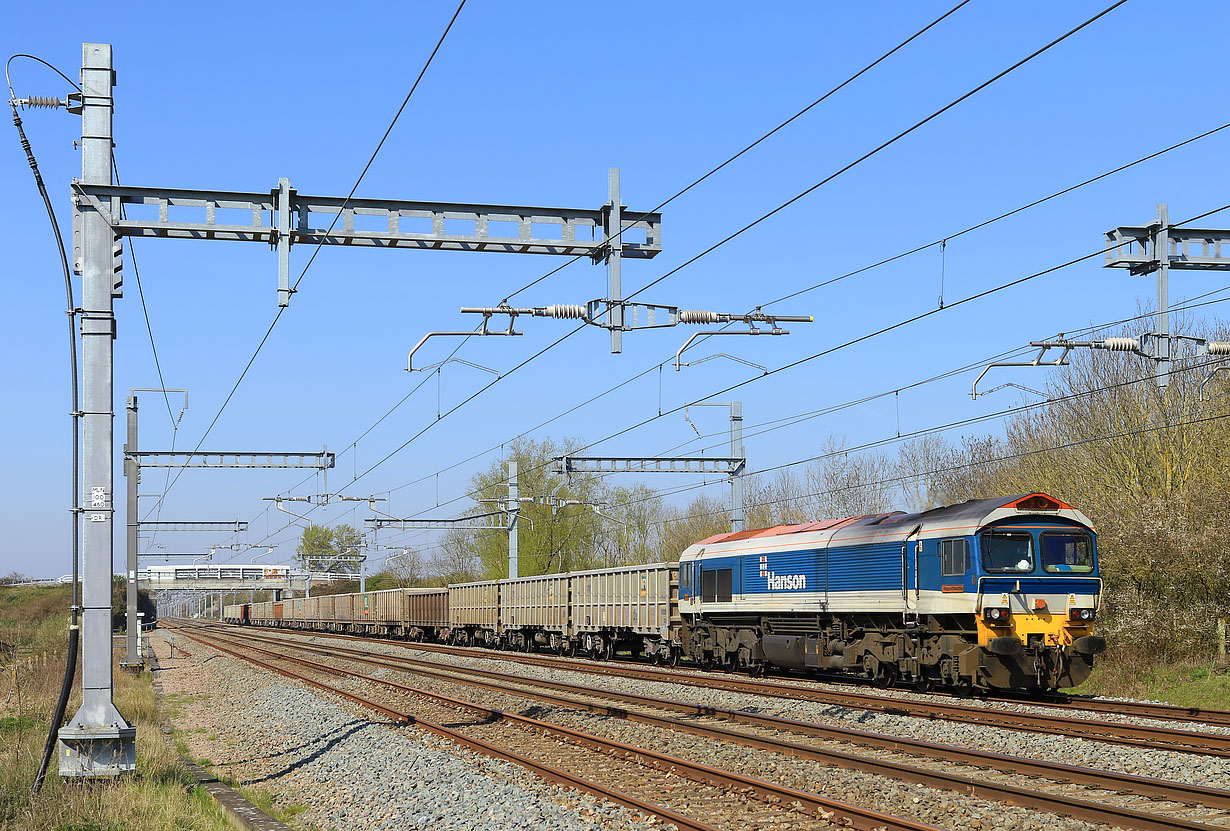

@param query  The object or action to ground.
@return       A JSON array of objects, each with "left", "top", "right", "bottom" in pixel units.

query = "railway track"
[
  {"left": 167, "top": 620, "right": 946, "bottom": 831},
  {"left": 221, "top": 621, "right": 1230, "bottom": 757},
  {"left": 183, "top": 620, "right": 1230, "bottom": 831}
]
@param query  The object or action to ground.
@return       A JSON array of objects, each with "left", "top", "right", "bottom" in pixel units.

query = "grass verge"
[
  {"left": 0, "top": 584, "right": 233, "bottom": 831},
  {"left": 1070, "top": 653, "right": 1230, "bottom": 709}
]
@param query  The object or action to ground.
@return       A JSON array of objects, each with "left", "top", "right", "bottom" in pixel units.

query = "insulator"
[
  {"left": 544, "top": 304, "right": 585, "bottom": 319},
  {"left": 679, "top": 309, "right": 722, "bottom": 324},
  {"left": 1208, "top": 341, "right": 1230, "bottom": 355},
  {"left": 23, "top": 95, "right": 64, "bottom": 110},
  {"left": 1100, "top": 337, "right": 1140, "bottom": 352}
]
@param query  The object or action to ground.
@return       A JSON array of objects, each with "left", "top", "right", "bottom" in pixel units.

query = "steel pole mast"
[
  {"left": 59, "top": 43, "right": 136, "bottom": 776},
  {"left": 606, "top": 169, "right": 623, "bottom": 353},
  {"left": 1155, "top": 203, "right": 1171, "bottom": 384},
  {"left": 730, "top": 401, "right": 744, "bottom": 532},
  {"left": 508, "top": 461, "right": 518, "bottom": 578},
  {"left": 122, "top": 395, "right": 139, "bottom": 666}
]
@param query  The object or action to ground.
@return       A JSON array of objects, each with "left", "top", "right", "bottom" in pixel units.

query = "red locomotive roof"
[{"left": 696, "top": 514, "right": 877, "bottom": 546}]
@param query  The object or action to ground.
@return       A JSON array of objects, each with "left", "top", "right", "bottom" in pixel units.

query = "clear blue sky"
[{"left": 4, "top": 1, "right": 1229, "bottom": 578}]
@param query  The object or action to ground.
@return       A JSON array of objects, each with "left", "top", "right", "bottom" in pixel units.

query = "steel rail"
[
  {"left": 194, "top": 621, "right": 1230, "bottom": 831},
  {"left": 167, "top": 623, "right": 718, "bottom": 831},
  {"left": 170, "top": 621, "right": 942, "bottom": 831},
  {"left": 226, "top": 621, "right": 1230, "bottom": 757},
  {"left": 253, "top": 619, "right": 1230, "bottom": 728},
  {"left": 991, "top": 691, "right": 1230, "bottom": 729}
]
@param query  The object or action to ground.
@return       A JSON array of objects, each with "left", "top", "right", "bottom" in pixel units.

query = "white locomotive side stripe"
[{"left": 682, "top": 589, "right": 1099, "bottom": 616}]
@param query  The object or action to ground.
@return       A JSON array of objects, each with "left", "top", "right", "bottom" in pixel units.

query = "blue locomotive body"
[{"left": 678, "top": 493, "right": 1104, "bottom": 690}]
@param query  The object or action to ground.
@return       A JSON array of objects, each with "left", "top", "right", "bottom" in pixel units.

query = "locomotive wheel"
[
  {"left": 861, "top": 652, "right": 877, "bottom": 681},
  {"left": 875, "top": 664, "right": 897, "bottom": 689}
]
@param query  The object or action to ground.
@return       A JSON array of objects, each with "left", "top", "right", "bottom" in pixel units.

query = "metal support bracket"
[
  {"left": 406, "top": 326, "right": 521, "bottom": 372},
  {"left": 70, "top": 175, "right": 661, "bottom": 307}
]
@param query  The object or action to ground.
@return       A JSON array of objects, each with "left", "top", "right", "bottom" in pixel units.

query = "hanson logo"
[{"left": 760, "top": 555, "right": 806, "bottom": 591}]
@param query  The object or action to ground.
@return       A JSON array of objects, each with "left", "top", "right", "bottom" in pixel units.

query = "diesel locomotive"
[{"left": 678, "top": 492, "right": 1105, "bottom": 690}]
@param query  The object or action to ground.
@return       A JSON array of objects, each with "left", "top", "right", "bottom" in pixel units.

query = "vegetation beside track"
[
  {"left": 1067, "top": 654, "right": 1230, "bottom": 710},
  {"left": 0, "top": 583, "right": 231, "bottom": 831}
]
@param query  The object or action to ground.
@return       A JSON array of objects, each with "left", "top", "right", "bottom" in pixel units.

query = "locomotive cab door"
[{"left": 901, "top": 526, "right": 922, "bottom": 614}]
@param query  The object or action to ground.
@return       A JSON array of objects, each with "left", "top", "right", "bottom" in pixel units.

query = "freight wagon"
[{"left": 445, "top": 562, "right": 678, "bottom": 659}]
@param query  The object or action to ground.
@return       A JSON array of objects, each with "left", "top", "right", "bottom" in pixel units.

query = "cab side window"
[{"left": 940, "top": 539, "right": 970, "bottom": 576}]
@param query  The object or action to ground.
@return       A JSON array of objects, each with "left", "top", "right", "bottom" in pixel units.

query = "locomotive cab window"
[
  {"left": 701, "top": 567, "right": 732, "bottom": 603},
  {"left": 980, "top": 530, "right": 1034, "bottom": 573},
  {"left": 1040, "top": 532, "right": 1094, "bottom": 573},
  {"left": 940, "top": 539, "right": 970, "bottom": 576}
]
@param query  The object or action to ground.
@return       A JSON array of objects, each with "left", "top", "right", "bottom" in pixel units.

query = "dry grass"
[
  {"left": 0, "top": 585, "right": 232, "bottom": 831},
  {"left": 1071, "top": 653, "right": 1230, "bottom": 709}
]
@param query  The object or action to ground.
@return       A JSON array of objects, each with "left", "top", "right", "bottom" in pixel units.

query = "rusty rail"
[
  {"left": 169, "top": 621, "right": 941, "bottom": 831},
  {"left": 191, "top": 621, "right": 1230, "bottom": 831}
]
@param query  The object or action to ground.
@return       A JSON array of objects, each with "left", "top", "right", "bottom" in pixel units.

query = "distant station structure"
[{"left": 138, "top": 564, "right": 310, "bottom": 595}]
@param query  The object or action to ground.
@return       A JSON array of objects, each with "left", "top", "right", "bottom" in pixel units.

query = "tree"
[
  {"left": 805, "top": 434, "right": 895, "bottom": 519},
  {"left": 383, "top": 547, "right": 425, "bottom": 587},
  {"left": 295, "top": 523, "right": 363, "bottom": 574},
  {"left": 462, "top": 436, "right": 611, "bottom": 578}
]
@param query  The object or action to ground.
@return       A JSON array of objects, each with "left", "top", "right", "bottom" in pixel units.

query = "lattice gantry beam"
[
  {"left": 128, "top": 451, "right": 334, "bottom": 469},
  {"left": 555, "top": 456, "right": 744, "bottom": 475},
  {"left": 1105, "top": 225, "right": 1230, "bottom": 274},
  {"left": 74, "top": 183, "right": 662, "bottom": 257}
]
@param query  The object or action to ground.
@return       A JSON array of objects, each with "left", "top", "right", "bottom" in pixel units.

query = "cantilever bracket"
[
  {"left": 971, "top": 340, "right": 1083, "bottom": 399},
  {"left": 261, "top": 496, "right": 316, "bottom": 524},
  {"left": 675, "top": 328, "right": 789, "bottom": 371},
  {"left": 1201, "top": 365, "right": 1230, "bottom": 399},
  {"left": 679, "top": 353, "right": 768, "bottom": 374},
  {"left": 406, "top": 325, "right": 521, "bottom": 372}
]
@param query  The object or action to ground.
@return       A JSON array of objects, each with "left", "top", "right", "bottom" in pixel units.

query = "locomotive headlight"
[
  {"left": 983, "top": 607, "right": 1011, "bottom": 623},
  {"left": 1069, "top": 608, "right": 1095, "bottom": 622}
]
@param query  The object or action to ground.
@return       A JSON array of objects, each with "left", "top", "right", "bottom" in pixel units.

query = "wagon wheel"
[
  {"left": 668, "top": 649, "right": 680, "bottom": 668},
  {"left": 604, "top": 640, "right": 615, "bottom": 661}
]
